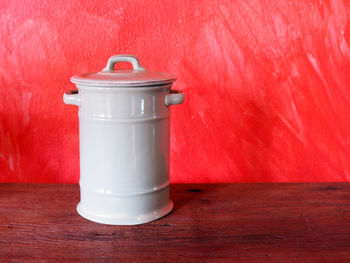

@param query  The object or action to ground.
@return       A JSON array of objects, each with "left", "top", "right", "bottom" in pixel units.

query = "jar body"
[{"left": 75, "top": 85, "right": 173, "bottom": 225}]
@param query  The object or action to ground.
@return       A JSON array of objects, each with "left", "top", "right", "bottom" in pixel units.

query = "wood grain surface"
[{"left": 1, "top": 183, "right": 350, "bottom": 262}]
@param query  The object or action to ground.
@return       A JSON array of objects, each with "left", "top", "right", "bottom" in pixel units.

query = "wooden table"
[{"left": 1, "top": 183, "right": 350, "bottom": 262}]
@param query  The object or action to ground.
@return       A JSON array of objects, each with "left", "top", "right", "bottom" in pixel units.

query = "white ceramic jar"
[{"left": 63, "top": 55, "right": 184, "bottom": 225}]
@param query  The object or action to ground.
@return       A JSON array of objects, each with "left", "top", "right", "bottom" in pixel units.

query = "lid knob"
[{"left": 102, "top": 55, "right": 146, "bottom": 72}]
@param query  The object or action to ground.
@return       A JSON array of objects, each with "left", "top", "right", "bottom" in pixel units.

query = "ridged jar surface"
[{"left": 77, "top": 85, "right": 171, "bottom": 195}]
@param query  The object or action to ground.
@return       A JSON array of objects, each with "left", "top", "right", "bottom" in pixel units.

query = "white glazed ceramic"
[{"left": 63, "top": 55, "right": 184, "bottom": 225}]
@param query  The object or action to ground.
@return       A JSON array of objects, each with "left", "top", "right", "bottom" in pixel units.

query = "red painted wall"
[{"left": 1, "top": 0, "right": 350, "bottom": 183}]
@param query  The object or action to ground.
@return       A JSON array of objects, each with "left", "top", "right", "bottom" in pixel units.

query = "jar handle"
[
  {"left": 63, "top": 90, "right": 82, "bottom": 106},
  {"left": 102, "top": 55, "right": 146, "bottom": 72},
  {"left": 165, "top": 91, "right": 185, "bottom": 106}
]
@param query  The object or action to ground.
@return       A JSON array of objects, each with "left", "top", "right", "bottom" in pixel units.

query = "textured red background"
[{"left": 1, "top": 0, "right": 350, "bottom": 183}]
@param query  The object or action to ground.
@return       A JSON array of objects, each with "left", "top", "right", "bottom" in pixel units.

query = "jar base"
[{"left": 76, "top": 200, "right": 173, "bottom": 225}]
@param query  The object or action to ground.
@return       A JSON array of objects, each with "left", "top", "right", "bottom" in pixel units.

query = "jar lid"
[{"left": 70, "top": 55, "right": 176, "bottom": 87}]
